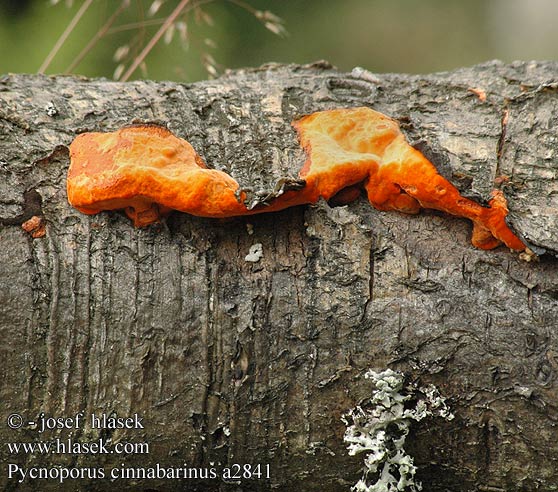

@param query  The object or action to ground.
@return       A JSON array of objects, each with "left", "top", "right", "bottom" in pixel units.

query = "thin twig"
[
  {"left": 105, "top": 0, "right": 215, "bottom": 36},
  {"left": 66, "top": 0, "right": 130, "bottom": 73},
  {"left": 38, "top": 0, "right": 95, "bottom": 74},
  {"left": 105, "top": 18, "right": 166, "bottom": 35},
  {"left": 120, "top": 0, "right": 191, "bottom": 81},
  {"left": 226, "top": 0, "right": 257, "bottom": 15}
]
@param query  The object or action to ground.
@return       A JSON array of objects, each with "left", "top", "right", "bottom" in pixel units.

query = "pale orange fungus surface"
[{"left": 67, "top": 107, "right": 525, "bottom": 251}]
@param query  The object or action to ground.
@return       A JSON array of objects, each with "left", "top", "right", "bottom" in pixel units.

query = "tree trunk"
[{"left": 1, "top": 61, "right": 557, "bottom": 491}]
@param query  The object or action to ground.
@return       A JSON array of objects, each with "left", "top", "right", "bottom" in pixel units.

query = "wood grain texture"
[{"left": 1, "top": 61, "right": 558, "bottom": 491}]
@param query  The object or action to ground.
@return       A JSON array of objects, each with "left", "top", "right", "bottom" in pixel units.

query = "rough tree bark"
[{"left": 1, "top": 61, "right": 558, "bottom": 492}]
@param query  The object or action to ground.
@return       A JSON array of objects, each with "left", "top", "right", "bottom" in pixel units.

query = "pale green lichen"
[{"left": 342, "top": 369, "right": 454, "bottom": 492}]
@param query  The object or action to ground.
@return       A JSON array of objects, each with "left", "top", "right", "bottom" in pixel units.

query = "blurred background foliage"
[{"left": 1, "top": 0, "right": 558, "bottom": 82}]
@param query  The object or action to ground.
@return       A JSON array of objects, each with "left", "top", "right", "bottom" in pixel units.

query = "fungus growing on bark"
[
  {"left": 67, "top": 124, "right": 247, "bottom": 227},
  {"left": 67, "top": 108, "right": 525, "bottom": 251},
  {"left": 293, "top": 108, "right": 525, "bottom": 251},
  {"left": 21, "top": 215, "right": 46, "bottom": 238}
]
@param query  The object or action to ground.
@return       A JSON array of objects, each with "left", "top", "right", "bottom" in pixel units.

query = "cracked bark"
[{"left": 1, "top": 61, "right": 558, "bottom": 491}]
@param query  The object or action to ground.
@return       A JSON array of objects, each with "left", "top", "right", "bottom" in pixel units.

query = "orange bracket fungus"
[
  {"left": 67, "top": 107, "right": 525, "bottom": 251},
  {"left": 21, "top": 215, "right": 46, "bottom": 239}
]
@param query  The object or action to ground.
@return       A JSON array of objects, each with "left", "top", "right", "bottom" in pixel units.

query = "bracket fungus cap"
[
  {"left": 67, "top": 124, "right": 247, "bottom": 227},
  {"left": 67, "top": 108, "right": 525, "bottom": 253}
]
